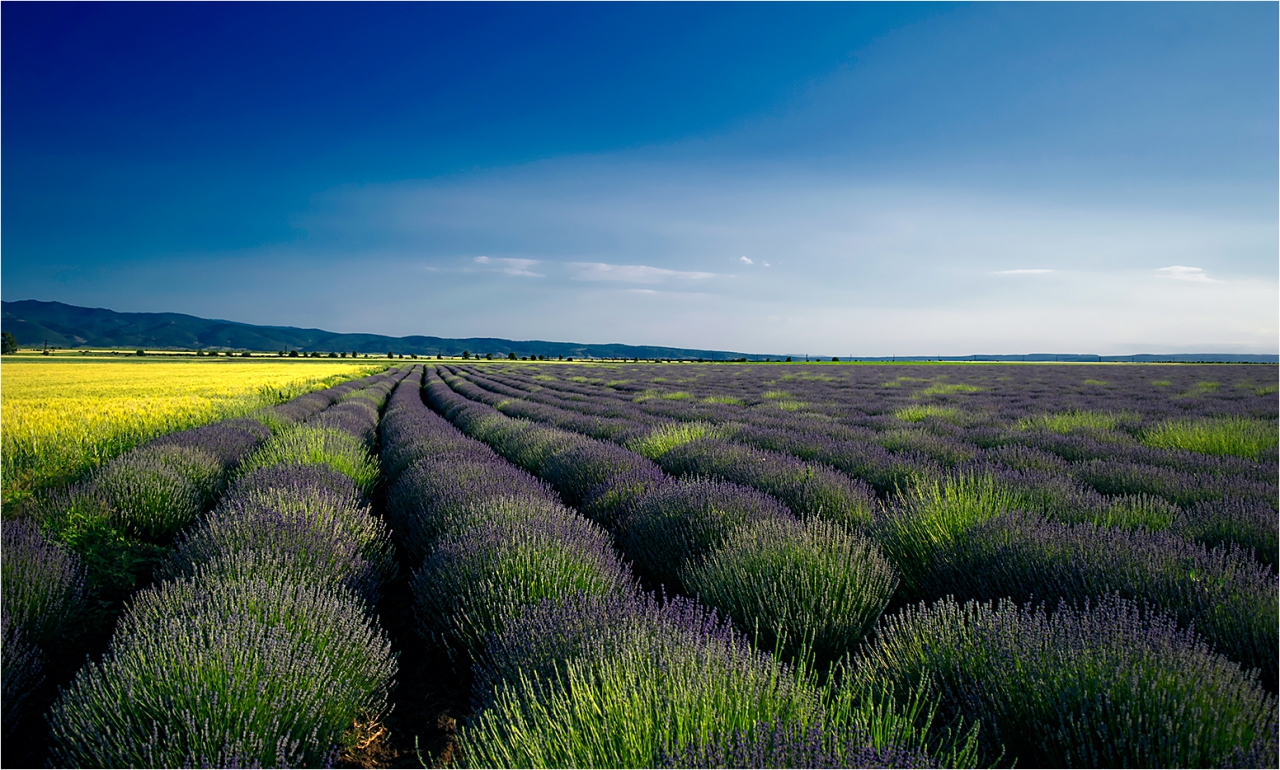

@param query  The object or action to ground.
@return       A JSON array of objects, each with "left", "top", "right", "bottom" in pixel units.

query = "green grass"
[
  {"left": 894, "top": 405, "right": 959, "bottom": 423},
  {"left": 236, "top": 425, "right": 379, "bottom": 495},
  {"left": 1140, "top": 417, "right": 1278, "bottom": 460},
  {"left": 1017, "top": 410, "right": 1135, "bottom": 434},
  {"left": 627, "top": 421, "right": 728, "bottom": 460},
  {"left": 873, "top": 472, "right": 1018, "bottom": 600},
  {"left": 701, "top": 395, "right": 744, "bottom": 405},
  {"left": 1082, "top": 379, "right": 1108, "bottom": 386},
  {"left": 916, "top": 383, "right": 982, "bottom": 396},
  {"left": 457, "top": 624, "right": 823, "bottom": 768},
  {"left": 681, "top": 518, "right": 898, "bottom": 663}
]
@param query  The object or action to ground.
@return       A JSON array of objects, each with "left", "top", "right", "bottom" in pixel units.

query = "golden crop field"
[{"left": 0, "top": 355, "right": 384, "bottom": 504}]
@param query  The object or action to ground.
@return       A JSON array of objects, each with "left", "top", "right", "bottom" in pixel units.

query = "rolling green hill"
[{"left": 1, "top": 300, "right": 770, "bottom": 360}]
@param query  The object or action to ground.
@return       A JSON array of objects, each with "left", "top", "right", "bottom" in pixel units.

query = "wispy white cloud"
[
  {"left": 567, "top": 262, "right": 716, "bottom": 284},
  {"left": 993, "top": 268, "right": 1055, "bottom": 275},
  {"left": 474, "top": 255, "right": 544, "bottom": 277},
  {"left": 739, "top": 256, "right": 754, "bottom": 265},
  {"left": 1158, "top": 265, "right": 1219, "bottom": 283}
]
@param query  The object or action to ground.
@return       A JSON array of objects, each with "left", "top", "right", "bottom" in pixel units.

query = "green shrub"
[
  {"left": 873, "top": 472, "right": 1017, "bottom": 600},
  {"left": 854, "top": 596, "right": 1277, "bottom": 768},
  {"left": 682, "top": 517, "right": 897, "bottom": 663},
  {"left": 94, "top": 445, "right": 222, "bottom": 540},
  {"left": 1141, "top": 417, "right": 1279, "bottom": 460},
  {"left": 48, "top": 572, "right": 394, "bottom": 768},
  {"left": 236, "top": 425, "right": 378, "bottom": 495},
  {"left": 459, "top": 606, "right": 823, "bottom": 768}
]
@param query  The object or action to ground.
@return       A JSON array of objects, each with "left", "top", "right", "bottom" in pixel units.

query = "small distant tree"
[
  {"left": 328, "top": 352, "right": 339, "bottom": 358},
  {"left": 785, "top": 357, "right": 792, "bottom": 362},
  {"left": 436, "top": 353, "right": 443, "bottom": 359},
  {"left": 2, "top": 332, "right": 18, "bottom": 354},
  {"left": 558, "top": 354, "right": 563, "bottom": 361},
  {"left": 289, "top": 350, "right": 299, "bottom": 358},
  {"left": 462, "top": 350, "right": 471, "bottom": 359},
  {"left": 352, "top": 351, "right": 358, "bottom": 358},
  {"left": 135, "top": 349, "right": 146, "bottom": 356},
  {"left": 484, "top": 352, "right": 492, "bottom": 360},
  {"left": 832, "top": 357, "right": 840, "bottom": 362},
  {"left": 242, "top": 351, "right": 252, "bottom": 357},
  {"left": 508, "top": 352, "right": 517, "bottom": 360},
  {"left": 566, "top": 357, "right": 574, "bottom": 362}
]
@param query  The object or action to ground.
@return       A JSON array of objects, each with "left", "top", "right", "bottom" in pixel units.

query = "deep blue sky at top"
[
  {"left": 3, "top": 2, "right": 1277, "bottom": 354},
  {"left": 7, "top": 3, "right": 938, "bottom": 257}
]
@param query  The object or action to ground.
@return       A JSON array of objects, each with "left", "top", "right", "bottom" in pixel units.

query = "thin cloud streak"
[
  {"left": 567, "top": 262, "right": 717, "bottom": 284},
  {"left": 474, "top": 255, "right": 544, "bottom": 277}
]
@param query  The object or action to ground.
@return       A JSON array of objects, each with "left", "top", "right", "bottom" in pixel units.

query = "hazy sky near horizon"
[{"left": 3, "top": 2, "right": 1276, "bottom": 356}]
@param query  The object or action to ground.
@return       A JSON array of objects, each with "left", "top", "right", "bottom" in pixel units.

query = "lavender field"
[{"left": 4, "top": 361, "right": 1277, "bottom": 768}]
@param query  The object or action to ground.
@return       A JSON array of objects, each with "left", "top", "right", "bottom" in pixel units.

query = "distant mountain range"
[
  {"left": 0, "top": 300, "right": 772, "bottom": 360},
  {"left": 3, "top": 300, "right": 1275, "bottom": 363}
]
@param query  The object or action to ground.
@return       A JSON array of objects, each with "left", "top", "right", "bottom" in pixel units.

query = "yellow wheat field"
[{"left": 0, "top": 356, "right": 383, "bottom": 503}]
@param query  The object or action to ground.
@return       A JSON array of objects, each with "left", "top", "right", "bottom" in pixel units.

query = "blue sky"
[{"left": 3, "top": 2, "right": 1276, "bottom": 355}]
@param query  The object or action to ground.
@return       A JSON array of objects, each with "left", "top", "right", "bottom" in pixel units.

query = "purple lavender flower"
[
  {"left": 618, "top": 477, "right": 792, "bottom": 592},
  {"left": 929, "top": 510, "right": 1278, "bottom": 688},
  {"left": 411, "top": 506, "right": 632, "bottom": 662},
  {"left": 1, "top": 518, "right": 86, "bottom": 646},
  {"left": 2, "top": 611, "right": 43, "bottom": 739},
  {"left": 48, "top": 572, "right": 396, "bottom": 769},
  {"left": 857, "top": 594, "right": 1278, "bottom": 768}
]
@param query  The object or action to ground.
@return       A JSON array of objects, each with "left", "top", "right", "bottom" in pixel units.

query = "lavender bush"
[
  {"left": 165, "top": 465, "right": 395, "bottom": 603},
  {"left": 1, "top": 519, "right": 86, "bottom": 646},
  {"left": 386, "top": 454, "right": 557, "bottom": 560},
  {"left": 659, "top": 438, "right": 877, "bottom": 527},
  {"left": 2, "top": 611, "right": 43, "bottom": 739},
  {"left": 459, "top": 591, "right": 825, "bottom": 768},
  {"left": 618, "top": 478, "right": 793, "bottom": 592},
  {"left": 236, "top": 424, "right": 379, "bottom": 495},
  {"left": 151, "top": 417, "right": 271, "bottom": 468},
  {"left": 660, "top": 720, "right": 936, "bottom": 769},
  {"left": 1173, "top": 498, "right": 1278, "bottom": 570},
  {"left": 928, "top": 511, "right": 1278, "bottom": 689},
  {"left": 48, "top": 572, "right": 396, "bottom": 768},
  {"left": 94, "top": 444, "right": 224, "bottom": 539},
  {"left": 411, "top": 506, "right": 632, "bottom": 661},
  {"left": 682, "top": 517, "right": 898, "bottom": 663},
  {"left": 855, "top": 595, "right": 1278, "bottom": 768}
]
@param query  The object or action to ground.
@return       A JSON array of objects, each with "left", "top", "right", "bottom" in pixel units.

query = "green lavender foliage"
[
  {"left": 873, "top": 471, "right": 1018, "bottom": 600},
  {"left": 236, "top": 424, "right": 379, "bottom": 495},
  {"left": 1, "top": 519, "right": 86, "bottom": 646},
  {"left": 48, "top": 569, "right": 395, "bottom": 768},
  {"left": 854, "top": 595, "right": 1278, "bottom": 768},
  {"left": 458, "top": 607, "right": 824, "bottom": 768},
  {"left": 94, "top": 444, "right": 223, "bottom": 540},
  {"left": 682, "top": 517, "right": 898, "bottom": 663},
  {"left": 1141, "top": 416, "right": 1279, "bottom": 460},
  {"left": 411, "top": 500, "right": 632, "bottom": 662}
]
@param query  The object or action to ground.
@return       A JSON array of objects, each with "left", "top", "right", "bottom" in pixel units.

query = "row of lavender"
[
  {"left": 424, "top": 363, "right": 1274, "bottom": 762},
  {"left": 443, "top": 365, "right": 1278, "bottom": 688},
  {"left": 383, "top": 368, "right": 963, "bottom": 767},
  {"left": 3, "top": 368, "right": 405, "bottom": 763}
]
